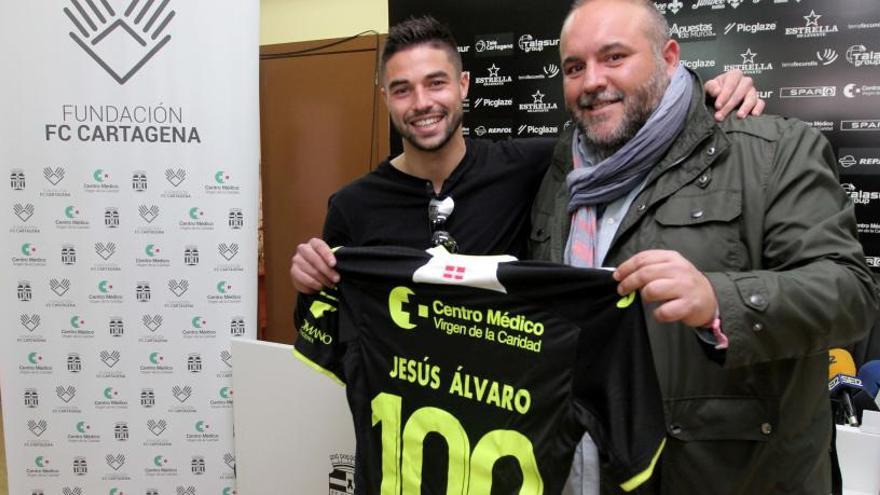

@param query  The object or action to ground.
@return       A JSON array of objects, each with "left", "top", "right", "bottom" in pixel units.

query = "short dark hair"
[{"left": 380, "top": 16, "right": 462, "bottom": 82}]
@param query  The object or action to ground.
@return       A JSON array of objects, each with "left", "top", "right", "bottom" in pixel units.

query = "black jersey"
[{"left": 294, "top": 246, "right": 665, "bottom": 494}]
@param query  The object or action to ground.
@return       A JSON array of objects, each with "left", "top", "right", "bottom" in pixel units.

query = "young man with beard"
[
  {"left": 290, "top": 16, "right": 762, "bottom": 292},
  {"left": 529, "top": 0, "right": 878, "bottom": 492}
]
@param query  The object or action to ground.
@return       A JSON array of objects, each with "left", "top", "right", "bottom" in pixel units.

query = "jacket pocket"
[
  {"left": 528, "top": 211, "right": 553, "bottom": 260},
  {"left": 653, "top": 190, "right": 745, "bottom": 270},
  {"left": 664, "top": 396, "right": 778, "bottom": 442}
]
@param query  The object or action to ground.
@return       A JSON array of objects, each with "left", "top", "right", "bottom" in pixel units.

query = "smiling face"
[
  {"left": 381, "top": 44, "right": 469, "bottom": 153},
  {"left": 561, "top": 0, "right": 679, "bottom": 156}
]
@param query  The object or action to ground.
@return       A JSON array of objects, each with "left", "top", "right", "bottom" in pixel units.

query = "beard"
[
  {"left": 570, "top": 63, "right": 670, "bottom": 159},
  {"left": 393, "top": 105, "right": 464, "bottom": 152}
]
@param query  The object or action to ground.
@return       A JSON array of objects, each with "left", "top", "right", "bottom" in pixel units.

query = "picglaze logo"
[
  {"left": 517, "top": 34, "right": 559, "bottom": 53},
  {"left": 473, "top": 97, "right": 513, "bottom": 109},
  {"left": 723, "top": 21, "right": 776, "bottom": 35},
  {"left": 785, "top": 10, "right": 838, "bottom": 38},
  {"left": 517, "top": 124, "right": 559, "bottom": 136},
  {"left": 474, "top": 64, "right": 512, "bottom": 87},
  {"left": 64, "top": 0, "right": 176, "bottom": 84}
]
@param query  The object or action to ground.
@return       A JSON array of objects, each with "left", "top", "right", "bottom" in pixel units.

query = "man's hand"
[
  {"left": 613, "top": 250, "right": 717, "bottom": 327},
  {"left": 290, "top": 238, "right": 339, "bottom": 294},
  {"left": 704, "top": 69, "right": 766, "bottom": 121}
]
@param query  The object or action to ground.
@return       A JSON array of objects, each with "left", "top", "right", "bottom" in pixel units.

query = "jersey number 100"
[{"left": 371, "top": 392, "right": 544, "bottom": 494}]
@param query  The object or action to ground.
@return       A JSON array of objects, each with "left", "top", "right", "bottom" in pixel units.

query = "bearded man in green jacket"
[{"left": 529, "top": 0, "right": 879, "bottom": 492}]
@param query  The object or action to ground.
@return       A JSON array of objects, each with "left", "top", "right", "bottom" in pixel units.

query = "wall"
[{"left": 261, "top": 0, "right": 388, "bottom": 45}]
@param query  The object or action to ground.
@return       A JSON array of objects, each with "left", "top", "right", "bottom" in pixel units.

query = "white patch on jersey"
[{"left": 413, "top": 247, "right": 517, "bottom": 293}]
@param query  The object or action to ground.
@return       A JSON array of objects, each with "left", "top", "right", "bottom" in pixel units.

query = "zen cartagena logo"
[{"left": 64, "top": 0, "right": 176, "bottom": 84}]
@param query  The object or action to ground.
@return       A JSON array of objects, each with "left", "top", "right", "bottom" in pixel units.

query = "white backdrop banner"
[{"left": 0, "top": 1, "right": 259, "bottom": 494}]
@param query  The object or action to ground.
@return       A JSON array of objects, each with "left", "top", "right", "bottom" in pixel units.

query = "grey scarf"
[{"left": 566, "top": 64, "right": 694, "bottom": 212}]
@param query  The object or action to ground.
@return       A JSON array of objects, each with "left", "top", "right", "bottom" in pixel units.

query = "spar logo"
[
  {"left": 846, "top": 45, "right": 880, "bottom": 67},
  {"left": 724, "top": 48, "right": 773, "bottom": 75},
  {"left": 841, "top": 120, "right": 880, "bottom": 131},
  {"left": 785, "top": 10, "right": 838, "bottom": 38},
  {"left": 64, "top": 0, "right": 176, "bottom": 84},
  {"left": 780, "top": 86, "right": 836, "bottom": 98}
]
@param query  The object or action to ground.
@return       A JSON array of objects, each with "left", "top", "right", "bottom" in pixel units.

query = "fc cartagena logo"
[{"left": 64, "top": 0, "right": 176, "bottom": 84}]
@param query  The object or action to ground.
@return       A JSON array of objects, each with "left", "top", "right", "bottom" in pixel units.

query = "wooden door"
[{"left": 260, "top": 35, "right": 389, "bottom": 343}]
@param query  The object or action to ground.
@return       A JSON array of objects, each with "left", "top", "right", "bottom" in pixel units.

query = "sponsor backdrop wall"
[
  {"left": 390, "top": 0, "right": 880, "bottom": 269},
  {"left": 0, "top": 1, "right": 259, "bottom": 494}
]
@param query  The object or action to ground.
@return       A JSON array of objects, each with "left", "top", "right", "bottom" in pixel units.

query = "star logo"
[
  {"left": 531, "top": 90, "right": 546, "bottom": 104},
  {"left": 487, "top": 64, "right": 500, "bottom": 77},
  {"left": 740, "top": 48, "right": 757, "bottom": 64},
  {"left": 804, "top": 10, "right": 821, "bottom": 27}
]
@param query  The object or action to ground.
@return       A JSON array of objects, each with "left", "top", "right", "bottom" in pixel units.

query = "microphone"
[
  {"left": 829, "top": 349, "right": 863, "bottom": 426},
  {"left": 857, "top": 360, "right": 880, "bottom": 410}
]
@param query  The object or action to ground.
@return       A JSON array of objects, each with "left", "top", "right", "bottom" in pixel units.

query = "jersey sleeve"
[{"left": 293, "top": 289, "right": 346, "bottom": 385}]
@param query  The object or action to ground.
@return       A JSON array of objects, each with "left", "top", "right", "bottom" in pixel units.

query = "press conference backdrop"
[
  {"left": 0, "top": 1, "right": 259, "bottom": 494},
  {"left": 390, "top": 0, "right": 880, "bottom": 268}
]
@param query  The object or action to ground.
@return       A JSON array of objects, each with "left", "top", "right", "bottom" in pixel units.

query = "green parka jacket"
[{"left": 529, "top": 77, "right": 878, "bottom": 494}]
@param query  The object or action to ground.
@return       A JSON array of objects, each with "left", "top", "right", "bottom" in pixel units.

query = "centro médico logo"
[
  {"left": 84, "top": 169, "right": 119, "bottom": 192},
  {"left": 141, "top": 351, "right": 173, "bottom": 375},
  {"left": 64, "top": 0, "right": 176, "bottom": 84},
  {"left": 207, "top": 170, "right": 240, "bottom": 194},
  {"left": 211, "top": 386, "right": 233, "bottom": 408},
  {"left": 844, "top": 83, "right": 880, "bottom": 98},
  {"left": 785, "top": 10, "right": 838, "bottom": 38},
  {"left": 517, "top": 34, "right": 559, "bottom": 53}
]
